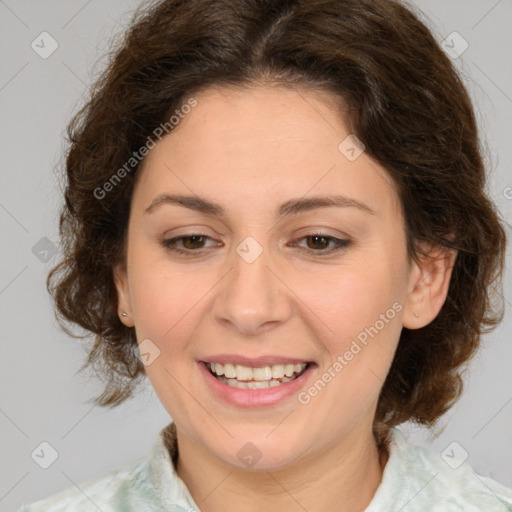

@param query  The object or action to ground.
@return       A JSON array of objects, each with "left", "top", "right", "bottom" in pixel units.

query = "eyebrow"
[{"left": 144, "top": 193, "right": 376, "bottom": 217}]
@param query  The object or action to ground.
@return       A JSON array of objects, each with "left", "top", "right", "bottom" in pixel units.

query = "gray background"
[{"left": 1, "top": 0, "right": 511, "bottom": 509}]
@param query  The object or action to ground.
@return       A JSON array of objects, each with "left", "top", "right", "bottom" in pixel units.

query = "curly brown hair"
[{"left": 48, "top": 0, "right": 507, "bottom": 444}]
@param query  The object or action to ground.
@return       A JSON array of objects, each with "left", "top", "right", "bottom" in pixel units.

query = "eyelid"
[
  {"left": 161, "top": 231, "right": 352, "bottom": 257},
  {"left": 287, "top": 233, "right": 351, "bottom": 253},
  {"left": 161, "top": 232, "right": 219, "bottom": 248}
]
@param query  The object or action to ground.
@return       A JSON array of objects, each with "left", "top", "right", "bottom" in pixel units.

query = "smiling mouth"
[{"left": 205, "top": 361, "right": 311, "bottom": 389}]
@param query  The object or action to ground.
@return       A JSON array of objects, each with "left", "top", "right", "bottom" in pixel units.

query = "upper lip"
[{"left": 201, "top": 354, "right": 314, "bottom": 367}]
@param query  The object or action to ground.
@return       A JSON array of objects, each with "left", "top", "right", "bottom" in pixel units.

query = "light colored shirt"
[{"left": 19, "top": 422, "right": 512, "bottom": 511}]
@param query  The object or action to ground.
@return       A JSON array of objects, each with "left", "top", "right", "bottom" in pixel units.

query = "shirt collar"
[
  {"left": 148, "top": 421, "right": 405, "bottom": 511},
  {"left": 148, "top": 421, "right": 201, "bottom": 511}
]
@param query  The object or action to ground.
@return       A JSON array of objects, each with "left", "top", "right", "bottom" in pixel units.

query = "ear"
[
  {"left": 402, "top": 242, "right": 457, "bottom": 329},
  {"left": 113, "top": 263, "right": 134, "bottom": 327}
]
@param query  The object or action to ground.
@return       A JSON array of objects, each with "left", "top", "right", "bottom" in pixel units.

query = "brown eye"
[
  {"left": 305, "top": 235, "right": 330, "bottom": 250},
  {"left": 162, "top": 233, "right": 351, "bottom": 257},
  {"left": 290, "top": 234, "right": 351, "bottom": 254},
  {"left": 180, "top": 235, "right": 207, "bottom": 249},
  {"left": 162, "top": 234, "right": 218, "bottom": 255}
]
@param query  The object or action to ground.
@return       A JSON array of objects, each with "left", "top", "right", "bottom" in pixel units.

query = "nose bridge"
[{"left": 213, "top": 236, "right": 292, "bottom": 333}]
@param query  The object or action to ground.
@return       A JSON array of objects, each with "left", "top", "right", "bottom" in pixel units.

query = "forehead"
[
  {"left": 168, "top": 84, "right": 347, "bottom": 156},
  {"left": 133, "top": 84, "right": 401, "bottom": 221}
]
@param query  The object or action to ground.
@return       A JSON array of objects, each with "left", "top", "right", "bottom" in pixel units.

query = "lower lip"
[{"left": 198, "top": 361, "right": 316, "bottom": 408}]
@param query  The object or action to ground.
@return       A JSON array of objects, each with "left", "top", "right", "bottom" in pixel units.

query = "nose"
[{"left": 212, "top": 245, "right": 293, "bottom": 335}]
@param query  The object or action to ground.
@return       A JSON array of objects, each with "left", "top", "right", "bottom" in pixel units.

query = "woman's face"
[{"left": 115, "top": 84, "right": 430, "bottom": 469}]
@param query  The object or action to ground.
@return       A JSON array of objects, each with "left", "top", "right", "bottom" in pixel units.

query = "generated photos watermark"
[
  {"left": 93, "top": 97, "right": 197, "bottom": 200},
  {"left": 297, "top": 301, "right": 403, "bottom": 405}
]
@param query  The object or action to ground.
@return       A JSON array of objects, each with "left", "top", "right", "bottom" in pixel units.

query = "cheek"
[
  {"left": 128, "top": 259, "right": 206, "bottom": 407},
  {"left": 298, "top": 258, "right": 403, "bottom": 343},
  {"left": 306, "top": 260, "right": 405, "bottom": 406},
  {"left": 128, "top": 230, "right": 407, "bottom": 356},
  {"left": 127, "top": 244, "right": 209, "bottom": 344}
]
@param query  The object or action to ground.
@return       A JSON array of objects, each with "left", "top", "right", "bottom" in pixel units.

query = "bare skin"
[{"left": 115, "top": 84, "right": 456, "bottom": 511}]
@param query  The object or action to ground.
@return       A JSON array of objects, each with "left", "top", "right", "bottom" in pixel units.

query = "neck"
[{"left": 175, "top": 424, "right": 388, "bottom": 512}]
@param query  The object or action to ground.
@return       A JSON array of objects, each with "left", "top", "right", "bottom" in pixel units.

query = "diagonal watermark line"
[
  {"left": 60, "top": 403, "right": 97, "bottom": 440},
  {"left": 0, "top": 265, "right": 29, "bottom": 296},
  {"left": 162, "top": 367, "right": 234, "bottom": 438},
  {"left": 163, "top": 162, "right": 200, "bottom": 196},
  {"left": 264, "top": 409, "right": 294, "bottom": 439},
  {"left": 265, "top": 163, "right": 337, "bottom": 235},
  {"left": 61, "top": 0, "right": 93, "bottom": 29},
  {"left": 265, "top": 265, "right": 336, "bottom": 336},
  {"left": 471, "top": 471, "right": 510, "bottom": 508},
  {"left": 162, "top": 162, "right": 231, "bottom": 233},
  {"left": 0, "top": 471, "right": 29, "bottom": 503},
  {"left": 0, "top": 0, "right": 29, "bottom": 28},
  {"left": 0, "top": 62, "right": 29, "bottom": 93},
  {"left": 368, "top": 367, "right": 385, "bottom": 383},
  {"left": 471, "top": 0, "right": 503, "bottom": 30},
  {"left": 198, "top": 469, "right": 233, "bottom": 503},
  {"left": 471, "top": 394, "right": 512, "bottom": 439},
  {"left": 163, "top": 267, "right": 233, "bottom": 339},
  {"left": 471, "top": 60, "right": 512, "bottom": 105},
  {"left": 292, "top": 85, "right": 338, "bottom": 133},
  {"left": 398, "top": 472, "right": 439, "bottom": 511},
  {"left": 0, "top": 407, "right": 29, "bottom": 438},
  {"left": 61, "top": 471, "right": 105, "bottom": 511},
  {"left": 0, "top": 202, "right": 29, "bottom": 233},
  {"left": 265, "top": 472, "right": 310, "bottom": 512},
  {"left": 61, "top": 60, "right": 87, "bottom": 86}
]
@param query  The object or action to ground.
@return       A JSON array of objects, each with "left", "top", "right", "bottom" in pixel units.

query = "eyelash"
[{"left": 161, "top": 233, "right": 352, "bottom": 256}]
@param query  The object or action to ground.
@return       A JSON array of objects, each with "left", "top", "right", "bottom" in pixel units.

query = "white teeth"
[
  {"left": 215, "top": 375, "right": 296, "bottom": 389},
  {"left": 252, "top": 366, "right": 273, "bottom": 381},
  {"left": 284, "top": 364, "right": 295, "bottom": 377},
  {"left": 235, "top": 364, "right": 253, "bottom": 381},
  {"left": 207, "top": 361, "right": 308, "bottom": 383},
  {"left": 271, "top": 364, "right": 284, "bottom": 378},
  {"left": 223, "top": 363, "right": 236, "bottom": 378}
]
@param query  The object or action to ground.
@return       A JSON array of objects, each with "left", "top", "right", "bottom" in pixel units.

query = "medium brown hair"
[{"left": 48, "top": 0, "right": 507, "bottom": 445}]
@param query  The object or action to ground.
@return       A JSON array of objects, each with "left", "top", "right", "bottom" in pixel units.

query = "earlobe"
[
  {"left": 402, "top": 244, "right": 457, "bottom": 329},
  {"left": 113, "top": 264, "right": 134, "bottom": 327}
]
